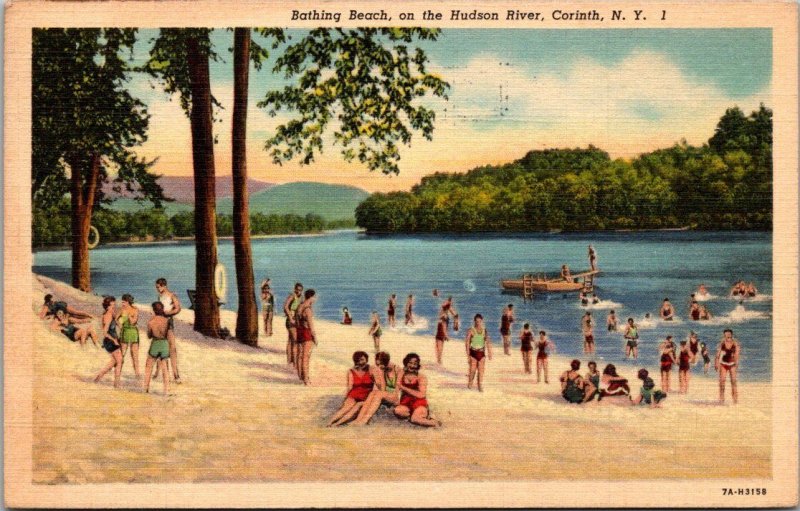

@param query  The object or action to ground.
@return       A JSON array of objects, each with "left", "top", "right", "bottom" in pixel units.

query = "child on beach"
[
  {"left": 117, "top": 293, "right": 141, "bottom": 378},
  {"left": 51, "top": 309, "right": 99, "bottom": 348},
  {"left": 94, "top": 296, "right": 122, "bottom": 388},
  {"left": 519, "top": 323, "right": 534, "bottom": 374},
  {"left": 581, "top": 311, "right": 594, "bottom": 354},
  {"left": 623, "top": 318, "right": 639, "bottom": 359},
  {"left": 535, "top": 330, "right": 555, "bottom": 384},
  {"left": 395, "top": 353, "right": 440, "bottom": 427},
  {"left": 342, "top": 307, "right": 353, "bottom": 325},
  {"left": 144, "top": 302, "right": 171, "bottom": 395},
  {"left": 368, "top": 311, "right": 382, "bottom": 352},
  {"left": 352, "top": 351, "right": 400, "bottom": 426},
  {"left": 466, "top": 314, "right": 493, "bottom": 392},
  {"left": 327, "top": 351, "right": 380, "bottom": 427},
  {"left": 607, "top": 310, "right": 618, "bottom": 332},
  {"left": 701, "top": 342, "right": 711, "bottom": 374},
  {"left": 631, "top": 369, "right": 667, "bottom": 407},
  {"left": 678, "top": 340, "right": 691, "bottom": 394}
]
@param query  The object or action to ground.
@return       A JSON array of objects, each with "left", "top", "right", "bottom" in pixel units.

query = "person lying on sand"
[
  {"left": 394, "top": 353, "right": 440, "bottom": 427},
  {"left": 328, "top": 351, "right": 380, "bottom": 427},
  {"left": 39, "top": 294, "right": 93, "bottom": 321},
  {"left": 560, "top": 359, "right": 595, "bottom": 404},
  {"left": 352, "top": 351, "right": 401, "bottom": 426},
  {"left": 51, "top": 309, "right": 99, "bottom": 348}
]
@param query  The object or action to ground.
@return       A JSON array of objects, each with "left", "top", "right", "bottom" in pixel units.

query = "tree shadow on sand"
[{"left": 238, "top": 360, "right": 301, "bottom": 384}]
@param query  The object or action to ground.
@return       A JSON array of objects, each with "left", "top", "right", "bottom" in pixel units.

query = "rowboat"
[{"left": 501, "top": 269, "right": 600, "bottom": 296}]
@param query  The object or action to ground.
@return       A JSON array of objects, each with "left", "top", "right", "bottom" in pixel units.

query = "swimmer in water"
[
  {"left": 697, "top": 284, "right": 709, "bottom": 297},
  {"left": 689, "top": 301, "right": 701, "bottom": 321},
  {"left": 342, "top": 307, "right": 353, "bottom": 325},
  {"left": 581, "top": 312, "right": 595, "bottom": 354},
  {"left": 404, "top": 295, "right": 415, "bottom": 326},
  {"left": 660, "top": 298, "right": 675, "bottom": 321},
  {"left": 591, "top": 293, "right": 600, "bottom": 305},
  {"left": 699, "top": 304, "right": 712, "bottom": 320},
  {"left": 607, "top": 310, "right": 618, "bottom": 332},
  {"left": 387, "top": 294, "right": 397, "bottom": 328}
]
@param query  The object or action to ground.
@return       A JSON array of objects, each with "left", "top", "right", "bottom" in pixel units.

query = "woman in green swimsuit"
[
  {"left": 560, "top": 359, "right": 595, "bottom": 404},
  {"left": 465, "top": 314, "right": 493, "bottom": 392},
  {"left": 352, "top": 351, "right": 399, "bottom": 426},
  {"left": 117, "top": 293, "right": 141, "bottom": 378}
]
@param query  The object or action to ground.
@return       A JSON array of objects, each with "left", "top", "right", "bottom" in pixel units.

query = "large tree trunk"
[
  {"left": 186, "top": 34, "right": 221, "bottom": 337},
  {"left": 232, "top": 28, "right": 259, "bottom": 346},
  {"left": 69, "top": 153, "right": 100, "bottom": 292}
]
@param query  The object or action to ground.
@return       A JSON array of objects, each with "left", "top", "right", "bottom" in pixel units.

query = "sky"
[{"left": 130, "top": 28, "right": 772, "bottom": 192}]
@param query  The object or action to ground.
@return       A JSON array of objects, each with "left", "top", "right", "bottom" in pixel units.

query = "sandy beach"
[{"left": 32, "top": 273, "right": 771, "bottom": 484}]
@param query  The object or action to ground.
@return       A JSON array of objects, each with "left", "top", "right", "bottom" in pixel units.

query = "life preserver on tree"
[
  {"left": 214, "top": 263, "right": 227, "bottom": 301},
  {"left": 87, "top": 225, "right": 100, "bottom": 249}
]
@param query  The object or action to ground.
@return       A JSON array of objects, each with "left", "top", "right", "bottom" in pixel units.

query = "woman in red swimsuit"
[
  {"left": 534, "top": 330, "right": 555, "bottom": 384},
  {"left": 394, "top": 353, "right": 440, "bottom": 427},
  {"left": 328, "top": 351, "right": 382, "bottom": 426},
  {"left": 678, "top": 340, "right": 692, "bottom": 394},
  {"left": 434, "top": 312, "right": 449, "bottom": 364},
  {"left": 659, "top": 336, "right": 677, "bottom": 393}
]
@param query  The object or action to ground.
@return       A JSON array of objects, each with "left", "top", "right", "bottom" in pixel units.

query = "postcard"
[{"left": 5, "top": 0, "right": 798, "bottom": 507}]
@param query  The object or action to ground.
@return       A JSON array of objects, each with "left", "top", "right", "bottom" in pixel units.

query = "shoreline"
[{"left": 31, "top": 272, "right": 771, "bottom": 483}]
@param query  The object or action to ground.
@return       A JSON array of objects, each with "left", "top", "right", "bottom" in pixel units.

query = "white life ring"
[
  {"left": 214, "top": 263, "right": 227, "bottom": 301},
  {"left": 87, "top": 225, "right": 100, "bottom": 249}
]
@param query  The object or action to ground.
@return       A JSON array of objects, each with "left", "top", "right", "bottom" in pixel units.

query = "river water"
[{"left": 34, "top": 230, "right": 772, "bottom": 380}]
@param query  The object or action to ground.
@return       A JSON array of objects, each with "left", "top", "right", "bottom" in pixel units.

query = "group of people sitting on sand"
[
  {"left": 560, "top": 360, "right": 667, "bottom": 407},
  {"left": 327, "top": 351, "right": 441, "bottom": 428},
  {"left": 39, "top": 278, "right": 184, "bottom": 395}
]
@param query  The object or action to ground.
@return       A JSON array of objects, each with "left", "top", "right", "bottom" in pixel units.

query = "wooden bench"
[{"left": 187, "top": 289, "right": 225, "bottom": 310}]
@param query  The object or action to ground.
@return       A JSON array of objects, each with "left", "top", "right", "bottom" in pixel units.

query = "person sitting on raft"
[
  {"left": 560, "top": 264, "right": 572, "bottom": 281},
  {"left": 394, "top": 353, "right": 441, "bottom": 427},
  {"left": 51, "top": 308, "right": 99, "bottom": 348},
  {"left": 559, "top": 359, "right": 596, "bottom": 404},
  {"left": 598, "top": 364, "right": 630, "bottom": 400},
  {"left": 352, "top": 351, "right": 401, "bottom": 426},
  {"left": 631, "top": 369, "right": 667, "bottom": 407},
  {"left": 39, "top": 294, "right": 93, "bottom": 321},
  {"left": 328, "top": 351, "right": 381, "bottom": 427},
  {"left": 341, "top": 307, "right": 353, "bottom": 325}
]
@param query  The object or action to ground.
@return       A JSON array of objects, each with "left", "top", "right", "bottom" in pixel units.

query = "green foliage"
[
  {"left": 258, "top": 28, "right": 449, "bottom": 174},
  {"left": 32, "top": 28, "right": 165, "bottom": 209},
  {"left": 356, "top": 107, "right": 772, "bottom": 233},
  {"left": 32, "top": 208, "right": 343, "bottom": 248},
  {"left": 216, "top": 182, "right": 369, "bottom": 220}
]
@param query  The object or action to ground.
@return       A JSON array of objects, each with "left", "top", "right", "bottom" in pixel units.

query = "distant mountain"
[
  {"left": 217, "top": 182, "right": 370, "bottom": 220},
  {"left": 108, "top": 181, "right": 370, "bottom": 221},
  {"left": 104, "top": 176, "right": 274, "bottom": 203}
]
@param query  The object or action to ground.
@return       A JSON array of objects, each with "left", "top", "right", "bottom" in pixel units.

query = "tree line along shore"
[{"left": 356, "top": 106, "right": 772, "bottom": 234}]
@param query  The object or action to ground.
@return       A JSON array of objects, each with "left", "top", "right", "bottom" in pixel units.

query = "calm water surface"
[{"left": 34, "top": 231, "right": 772, "bottom": 380}]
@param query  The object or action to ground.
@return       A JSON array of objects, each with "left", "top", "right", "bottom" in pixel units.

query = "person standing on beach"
[
  {"left": 117, "top": 294, "right": 141, "bottom": 378},
  {"left": 368, "top": 311, "right": 383, "bottom": 352},
  {"left": 658, "top": 336, "right": 677, "bottom": 393},
  {"left": 260, "top": 280, "right": 274, "bottom": 337},
  {"left": 94, "top": 296, "right": 122, "bottom": 388},
  {"left": 700, "top": 342, "right": 711, "bottom": 374},
  {"left": 500, "top": 304, "right": 514, "bottom": 355},
  {"left": 678, "top": 340, "right": 691, "bottom": 394},
  {"left": 295, "top": 289, "right": 318, "bottom": 385},
  {"left": 715, "top": 329, "right": 740, "bottom": 404},
  {"left": 623, "top": 318, "right": 639, "bottom": 359},
  {"left": 155, "top": 278, "right": 182, "bottom": 383},
  {"left": 688, "top": 331, "right": 700, "bottom": 364},
  {"left": 588, "top": 245, "right": 597, "bottom": 271},
  {"left": 466, "top": 314, "right": 493, "bottom": 391},
  {"left": 434, "top": 311, "right": 449, "bottom": 364},
  {"left": 387, "top": 294, "right": 397, "bottom": 328},
  {"left": 519, "top": 323, "right": 534, "bottom": 374},
  {"left": 394, "top": 353, "right": 441, "bottom": 427},
  {"left": 607, "top": 310, "right": 618, "bottom": 332},
  {"left": 404, "top": 295, "right": 415, "bottom": 326},
  {"left": 283, "top": 283, "right": 304, "bottom": 367},
  {"left": 582, "top": 311, "right": 595, "bottom": 354},
  {"left": 534, "top": 330, "right": 555, "bottom": 383},
  {"left": 143, "top": 302, "right": 170, "bottom": 395}
]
